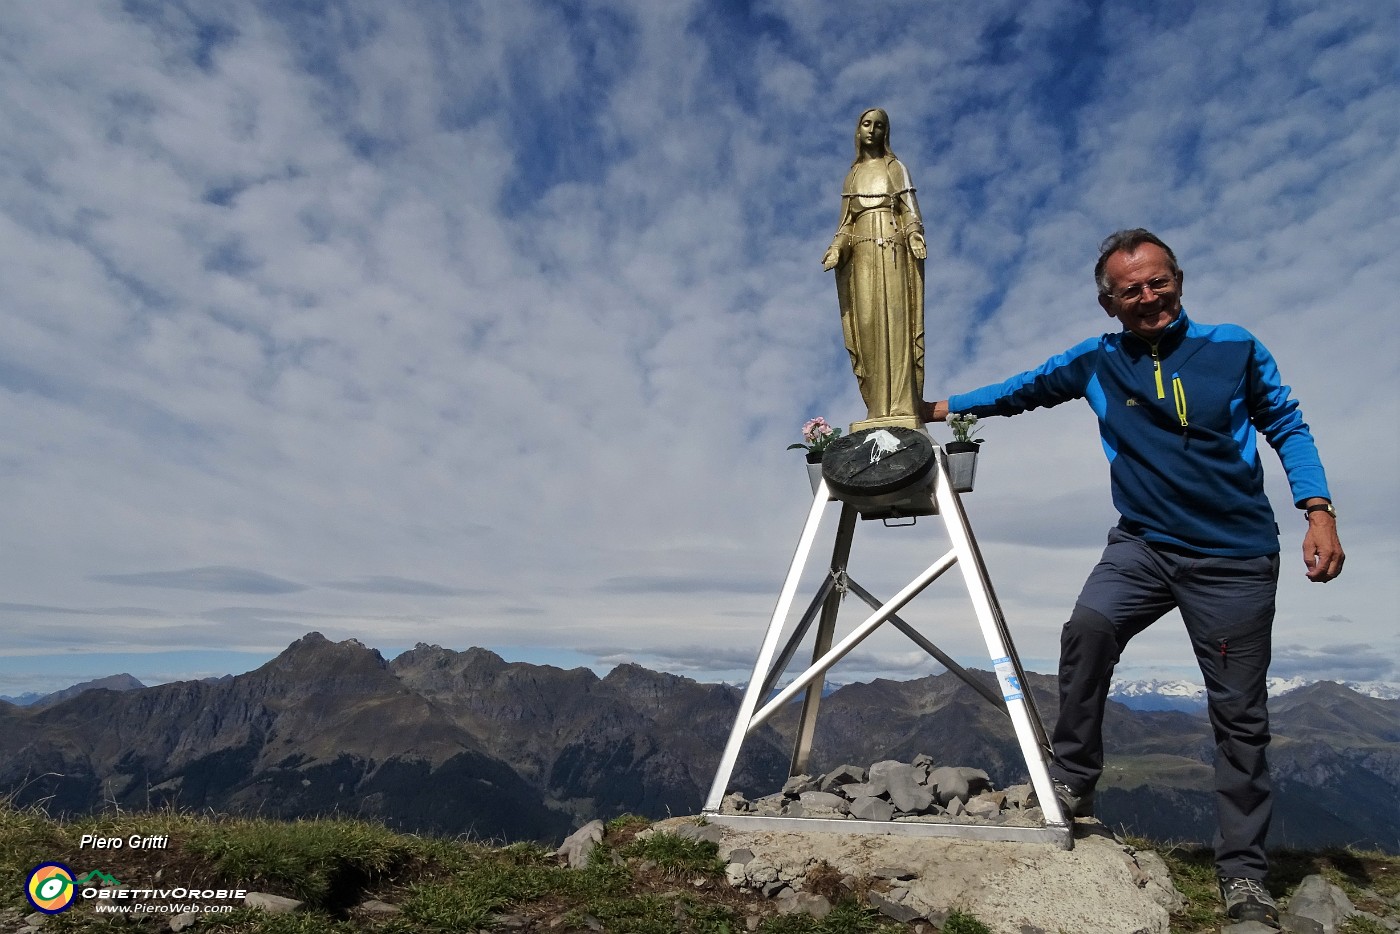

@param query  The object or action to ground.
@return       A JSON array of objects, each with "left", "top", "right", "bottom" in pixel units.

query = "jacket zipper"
[
  {"left": 1172, "top": 374, "right": 1188, "bottom": 427},
  {"left": 1151, "top": 343, "right": 1165, "bottom": 399}
]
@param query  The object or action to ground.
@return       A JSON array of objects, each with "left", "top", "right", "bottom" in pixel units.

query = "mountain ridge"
[{"left": 2, "top": 632, "right": 1395, "bottom": 852}]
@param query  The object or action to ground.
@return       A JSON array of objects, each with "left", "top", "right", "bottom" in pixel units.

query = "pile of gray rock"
[{"left": 721, "top": 755, "right": 1042, "bottom": 826}]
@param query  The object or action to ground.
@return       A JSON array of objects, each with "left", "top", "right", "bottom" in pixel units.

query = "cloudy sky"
[{"left": 2, "top": 0, "right": 1396, "bottom": 700}]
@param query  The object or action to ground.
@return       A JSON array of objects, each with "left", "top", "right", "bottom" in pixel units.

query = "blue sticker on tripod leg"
[{"left": 993, "top": 657, "right": 1023, "bottom": 701}]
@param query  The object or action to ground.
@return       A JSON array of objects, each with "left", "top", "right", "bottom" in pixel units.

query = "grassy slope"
[{"left": 2, "top": 801, "right": 1395, "bottom": 934}]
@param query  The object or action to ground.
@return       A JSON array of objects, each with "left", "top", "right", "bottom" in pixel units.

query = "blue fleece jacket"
[{"left": 949, "top": 309, "right": 1330, "bottom": 557}]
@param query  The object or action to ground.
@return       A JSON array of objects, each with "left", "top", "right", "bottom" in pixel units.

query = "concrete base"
[
  {"left": 704, "top": 811, "right": 1072, "bottom": 849},
  {"left": 666, "top": 817, "right": 1181, "bottom": 934}
]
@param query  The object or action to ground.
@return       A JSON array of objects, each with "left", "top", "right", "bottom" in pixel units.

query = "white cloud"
[{"left": 0, "top": 0, "right": 1394, "bottom": 701}]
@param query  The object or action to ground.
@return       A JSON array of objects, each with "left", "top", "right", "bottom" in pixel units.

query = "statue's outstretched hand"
[
  {"left": 821, "top": 246, "right": 841, "bottom": 271},
  {"left": 909, "top": 232, "right": 927, "bottom": 260}
]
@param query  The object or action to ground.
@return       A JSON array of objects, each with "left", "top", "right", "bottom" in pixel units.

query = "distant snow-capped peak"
[
  {"left": 1111, "top": 676, "right": 1400, "bottom": 702},
  {"left": 1110, "top": 678, "right": 1205, "bottom": 700}
]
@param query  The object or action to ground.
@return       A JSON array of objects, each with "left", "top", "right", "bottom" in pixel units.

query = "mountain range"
[
  {"left": 2, "top": 632, "right": 1396, "bottom": 854},
  {"left": 1, "top": 673, "right": 149, "bottom": 709},
  {"left": 1109, "top": 676, "right": 1400, "bottom": 712},
  {"left": 14, "top": 670, "right": 1398, "bottom": 711}
]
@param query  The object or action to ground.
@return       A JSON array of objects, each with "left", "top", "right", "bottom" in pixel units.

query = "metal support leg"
[
  {"left": 760, "top": 576, "right": 838, "bottom": 701},
  {"left": 932, "top": 451, "right": 1064, "bottom": 827},
  {"left": 703, "top": 479, "right": 832, "bottom": 812},
  {"left": 790, "top": 503, "right": 858, "bottom": 775}
]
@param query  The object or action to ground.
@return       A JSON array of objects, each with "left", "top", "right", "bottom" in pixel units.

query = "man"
[{"left": 925, "top": 229, "right": 1344, "bottom": 928}]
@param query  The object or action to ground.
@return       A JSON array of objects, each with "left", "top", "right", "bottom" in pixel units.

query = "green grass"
[
  {"left": 1142, "top": 839, "right": 1223, "bottom": 933},
  {"left": 617, "top": 827, "right": 727, "bottom": 877},
  {"left": 941, "top": 912, "right": 994, "bottom": 934},
  {"left": 3, "top": 798, "right": 1397, "bottom": 933},
  {"left": 203, "top": 912, "right": 364, "bottom": 934},
  {"left": 184, "top": 816, "right": 425, "bottom": 908},
  {"left": 1135, "top": 834, "right": 1400, "bottom": 934},
  {"left": 1098, "top": 755, "right": 1213, "bottom": 790},
  {"left": 752, "top": 901, "right": 908, "bottom": 933}
]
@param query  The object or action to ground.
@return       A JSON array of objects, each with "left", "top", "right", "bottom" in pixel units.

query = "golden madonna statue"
[{"left": 821, "top": 108, "right": 926, "bottom": 431}]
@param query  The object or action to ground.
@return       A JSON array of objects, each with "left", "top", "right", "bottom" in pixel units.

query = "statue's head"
[{"left": 853, "top": 108, "right": 893, "bottom": 160}]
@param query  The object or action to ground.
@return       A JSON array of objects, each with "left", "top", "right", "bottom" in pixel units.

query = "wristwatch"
[{"left": 1304, "top": 502, "right": 1337, "bottom": 519}]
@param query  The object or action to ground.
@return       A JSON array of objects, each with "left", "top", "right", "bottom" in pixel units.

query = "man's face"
[{"left": 1098, "top": 243, "right": 1184, "bottom": 343}]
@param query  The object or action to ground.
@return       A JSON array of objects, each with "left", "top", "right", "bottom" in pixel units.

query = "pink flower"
[
  {"left": 802, "top": 417, "right": 834, "bottom": 444},
  {"left": 789, "top": 416, "right": 842, "bottom": 455}
]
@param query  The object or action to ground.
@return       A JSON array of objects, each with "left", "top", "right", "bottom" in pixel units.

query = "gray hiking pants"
[{"left": 1049, "top": 526, "right": 1280, "bottom": 879}]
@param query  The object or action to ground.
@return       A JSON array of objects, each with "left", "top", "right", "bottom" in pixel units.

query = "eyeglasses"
[{"left": 1107, "top": 275, "right": 1177, "bottom": 305}]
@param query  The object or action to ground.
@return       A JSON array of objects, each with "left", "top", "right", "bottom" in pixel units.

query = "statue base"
[
  {"left": 849, "top": 414, "right": 923, "bottom": 433},
  {"left": 821, "top": 426, "right": 936, "bottom": 520}
]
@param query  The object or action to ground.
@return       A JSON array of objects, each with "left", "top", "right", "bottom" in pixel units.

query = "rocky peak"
[
  {"left": 1271, "top": 680, "right": 1400, "bottom": 744},
  {"left": 397, "top": 643, "right": 505, "bottom": 668},
  {"left": 601, "top": 664, "right": 704, "bottom": 716},
  {"left": 31, "top": 673, "right": 147, "bottom": 708},
  {"left": 238, "top": 632, "right": 399, "bottom": 708},
  {"left": 393, "top": 645, "right": 602, "bottom": 718},
  {"left": 263, "top": 631, "right": 388, "bottom": 673},
  {"left": 389, "top": 644, "right": 509, "bottom": 687}
]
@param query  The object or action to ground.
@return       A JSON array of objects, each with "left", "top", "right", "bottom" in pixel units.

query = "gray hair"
[{"left": 1094, "top": 228, "right": 1180, "bottom": 296}]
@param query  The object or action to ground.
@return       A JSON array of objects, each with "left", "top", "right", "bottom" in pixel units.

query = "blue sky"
[{"left": 1, "top": 0, "right": 1396, "bottom": 698}]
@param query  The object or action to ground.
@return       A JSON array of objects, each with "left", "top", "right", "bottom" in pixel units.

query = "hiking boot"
[
  {"left": 1219, "top": 877, "right": 1279, "bottom": 927},
  {"left": 1052, "top": 779, "right": 1095, "bottom": 818},
  {"left": 1030, "top": 780, "right": 1095, "bottom": 819}
]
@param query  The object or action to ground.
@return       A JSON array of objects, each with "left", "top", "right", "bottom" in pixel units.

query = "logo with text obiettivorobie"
[{"left": 25, "top": 864, "right": 121, "bottom": 914}]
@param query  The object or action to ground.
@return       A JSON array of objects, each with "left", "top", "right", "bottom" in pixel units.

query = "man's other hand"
[{"left": 1303, "top": 513, "right": 1345, "bottom": 582}]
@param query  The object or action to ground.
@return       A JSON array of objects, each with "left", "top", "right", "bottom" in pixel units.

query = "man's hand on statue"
[
  {"left": 1302, "top": 516, "right": 1345, "bottom": 583},
  {"left": 909, "top": 232, "right": 927, "bottom": 260},
  {"left": 821, "top": 247, "right": 841, "bottom": 271}
]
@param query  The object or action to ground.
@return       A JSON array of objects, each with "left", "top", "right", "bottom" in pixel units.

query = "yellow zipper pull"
[
  {"left": 1172, "top": 374, "right": 1187, "bottom": 427},
  {"left": 1152, "top": 344, "right": 1165, "bottom": 399}
]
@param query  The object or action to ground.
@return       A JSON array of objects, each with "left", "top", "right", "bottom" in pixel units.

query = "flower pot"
[
  {"left": 802, "top": 450, "right": 825, "bottom": 496},
  {"left": 943, "top": 441, "right": 980, "bottom": 493}
]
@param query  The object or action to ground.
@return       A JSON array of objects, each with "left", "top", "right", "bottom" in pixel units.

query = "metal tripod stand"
[{"left": 702, "top": 447, "right": 1071, "bottom": 847}]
